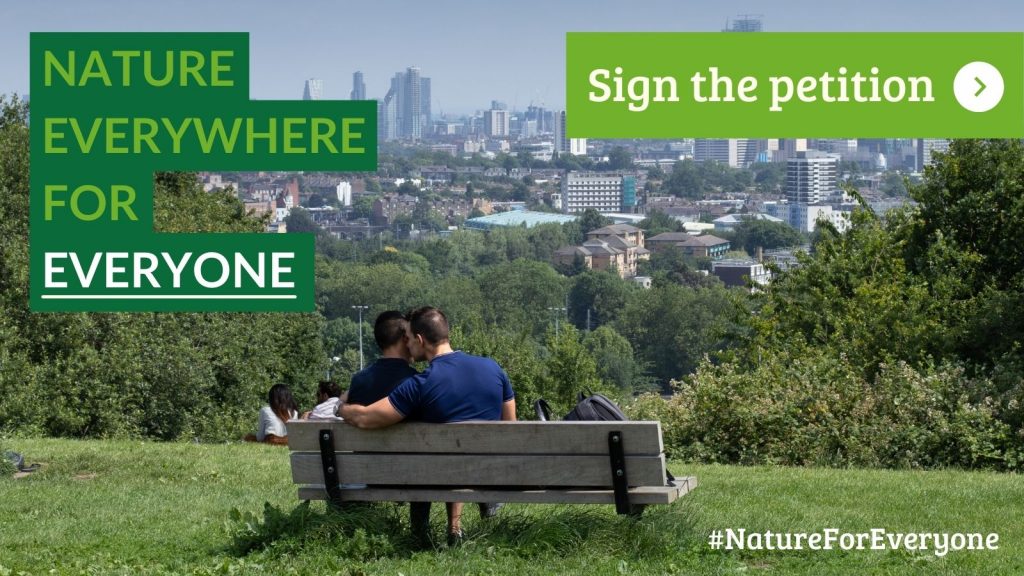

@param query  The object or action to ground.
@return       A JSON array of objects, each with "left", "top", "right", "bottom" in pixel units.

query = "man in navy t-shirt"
[
  {"left": 345, "top": 310, "right": 418, "bottom": 407},
  {"left": 341, "top": 306, "right": 516, "bottom": 546}
]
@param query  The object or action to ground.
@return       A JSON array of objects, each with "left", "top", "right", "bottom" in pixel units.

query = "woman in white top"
[{"left": 256, "top": 384, "right": 298, "bottom": 445}]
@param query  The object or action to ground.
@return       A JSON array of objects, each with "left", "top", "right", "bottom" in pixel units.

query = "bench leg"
[
  {"left": 628, "top": 504, "right": 647, "bottom": 518},
  {"left": 410, "top": 502, "right": 432, "bottom": 548}
]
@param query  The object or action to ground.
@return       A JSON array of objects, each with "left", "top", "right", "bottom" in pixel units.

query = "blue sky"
[{"left": 2, "top": 0, "right": 1021, "bottom": 114}]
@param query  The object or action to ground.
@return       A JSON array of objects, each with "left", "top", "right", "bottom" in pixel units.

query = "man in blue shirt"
[
  {"left": 345, "top": 310, "right": 418, "bottom": 407},
  {"left": 341, "top": 306, "right": 516, "bottom": 546}
]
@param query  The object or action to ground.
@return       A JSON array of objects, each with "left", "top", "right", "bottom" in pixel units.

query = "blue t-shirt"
[
  {"left": 387, "top": 351, "right": 515, "bottom": 423},
  {"left": 348, "top": 358, "right": 418, "bottom": 406}
]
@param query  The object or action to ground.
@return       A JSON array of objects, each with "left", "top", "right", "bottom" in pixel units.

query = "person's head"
[
  {"left": 374, "top": 310, "right": 410, "bottom": 359},
  {"left": 405, "top": 306, "right": 450, "bottom": 361},
  {"left": 316, "top": 380, "right": 342, "bottom": 403},
  {"left": 267, "top": 384, "right": 297, "bottom": 422}
]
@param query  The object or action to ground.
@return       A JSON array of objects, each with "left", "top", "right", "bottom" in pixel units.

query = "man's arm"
[
  {"left": 501, "top": 398, "right": 517, "bottom": 421},
  {"left": 339, "top": 397, "right": 405, "bottom": 429}
]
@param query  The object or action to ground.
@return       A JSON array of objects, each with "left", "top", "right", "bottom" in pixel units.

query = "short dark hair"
[
  {"left": 407, "top": 306, "right": 450, "bottom": 345},
  {"left": 374, "top": 310, "right": 408, "bottom": 350},
  {"left": 317, "top": 381, "right": 342, "bottom": 398}
]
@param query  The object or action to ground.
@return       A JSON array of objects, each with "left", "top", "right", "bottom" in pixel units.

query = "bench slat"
[
  {"left": 287, "top": 421, "right": 664, "bottom": 456},
  {"left": 297, "top": 476, "right": 698, "bottom": 505},
  {"left": 290, "top": 452, "right": 668, "bottom": 487}
]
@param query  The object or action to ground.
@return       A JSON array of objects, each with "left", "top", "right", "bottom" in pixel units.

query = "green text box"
[
  {"left": 566, "top": 32, "right": 1024, "bottom": 138},
  {"left": 30, "top": 32, "right": 377, "bottom": 312}
]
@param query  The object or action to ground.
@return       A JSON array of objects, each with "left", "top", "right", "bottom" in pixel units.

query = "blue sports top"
[
  {"left": 388, "top": 351, "right": 515, "bottom": 423},
  {"left": 348, "top": 358, "right": 418, "bottom": 407}
]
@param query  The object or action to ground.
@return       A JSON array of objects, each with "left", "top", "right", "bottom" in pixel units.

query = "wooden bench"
[{"left": 287, "top": 420, "right": 696, "bottom": 515}]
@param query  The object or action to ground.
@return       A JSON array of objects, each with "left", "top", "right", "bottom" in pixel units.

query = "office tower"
[
  {"left": 303, "top": 78, "right": 323, "bottom": 100},
  {"left": 351, "top": 71, "right": 366, "bottom": 100},
  {"left": 916, "top": 139, "right": 950, "bottom": 171},
  {"left": 484, "top": 103, "right": 510, "bottom": 137},
  {"left": 786, "top": 151, "right": 839, "bottom": 204},
  {"left": 694, "top": 139, "right": 739, "bottom": 167},
  {"left": 421, "top": 77, "right": 432, "bottom": 130}
]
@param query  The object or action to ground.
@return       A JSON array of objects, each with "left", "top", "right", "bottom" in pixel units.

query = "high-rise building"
[
  {"left": 421, "top": 77, "right": 432, "bottom": 132},
  {"left": 350, "top": 71, "right": 366, "bottom": 100},
  {"left": 554, "top": 111, "right": 587, "bottom": 156},
  {"left": 382, "top": 67, "right": 430, "bottom": 140},
  {"left": 786, "top": 151, "right": 839, "bottom": 204},
  {"left": 695, "top": 139, "right": 740, "bottom": 167},
  {"left": 484, "top": 104, "right": 510, "bottom": 138},
  {"left": 916, "top": 139, "right": 950, "bottom": 171},
  {"left": 303, "top": 78, "right": 323, "bottom": 100},
  {"left": 561, "top": 172, "right": 636, "bottom": 214}
]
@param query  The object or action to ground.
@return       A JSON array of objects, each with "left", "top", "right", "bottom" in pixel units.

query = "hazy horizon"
[{"left": 3, "top": 0, "right": 1022, "bottom": 115}]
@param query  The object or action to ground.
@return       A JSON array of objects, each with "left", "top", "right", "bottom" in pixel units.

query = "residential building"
[
  {"left": 647, "top": 232, "right": 731, "bottom": 260},
  {"left": 587, "top": 223, "right": 645, "bottom": 248},
  {"left": 712, "top": 259, "right": 772, "bottom": 290},
  {"left": 484, "top": 106, "right": 510, "bottom": 138},
  {"left": 561, "top": 172, "right": 639, "bottom": 214},
  {"left": 786, "top": 150, "right": 839, "bottom": 204}
]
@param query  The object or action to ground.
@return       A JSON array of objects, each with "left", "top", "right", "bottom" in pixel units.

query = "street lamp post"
[
  {"left": 352, "top": 305, "right": 369, "bottom": 371},
  {"left": 547, "top": 306, "right": 567, "bottom": 337}
]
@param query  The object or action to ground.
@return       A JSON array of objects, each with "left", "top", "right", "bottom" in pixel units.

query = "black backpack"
[
  {"left": 534, "top": 392, "right": 676, "bottom": 485},
  {"left": 534, "top": 390, "right": 627, "bottom": 422}
]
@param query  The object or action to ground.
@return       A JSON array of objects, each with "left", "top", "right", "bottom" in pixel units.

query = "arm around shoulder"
[{"left": 339, "top": 397, "right": 405, "bottom": 429}]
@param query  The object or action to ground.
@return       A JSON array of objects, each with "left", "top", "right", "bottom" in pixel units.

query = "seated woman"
[
  {"left": 302, "top": 381, "right": 344, "bottom": 420},
  {"left": 255, "top": 384, "right": 299, "bottom": 445}
]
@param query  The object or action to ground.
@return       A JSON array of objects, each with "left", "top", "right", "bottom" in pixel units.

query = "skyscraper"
[
  {"left": 303, "top": 78, "right": 323, "bottom": 100},
  {"left": 484, "top": 103, "right": 510, "bottom": 137},
  {"left": 351, "top": 71, "right": 366, "bottom": 100},
  {"left": 786, "top": 151, "right": 839, "bottom": 204},
  {"left": 420, "top": 77, "right": 432, "bottom": 131}
]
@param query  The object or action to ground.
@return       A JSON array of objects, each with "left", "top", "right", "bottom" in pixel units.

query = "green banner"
[
  {"left": 566, "top": 32, "right": 1024, "bottom": 138},
  {"left": 30, "top": 32, "right": 377, "bottom": 312}
]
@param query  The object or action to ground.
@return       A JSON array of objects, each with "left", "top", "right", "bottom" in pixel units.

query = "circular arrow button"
[{"left": 954, "top": 62, "right": 1004, "bottom": 113}]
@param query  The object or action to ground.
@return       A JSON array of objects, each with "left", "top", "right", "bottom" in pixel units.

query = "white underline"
[{"left": 40, "top": 294, "right": 297, "bottom": 300}]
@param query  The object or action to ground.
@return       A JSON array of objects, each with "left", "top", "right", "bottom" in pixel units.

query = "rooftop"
[{"left": 465, "top": 210, "right": 578, "bottom": 230}]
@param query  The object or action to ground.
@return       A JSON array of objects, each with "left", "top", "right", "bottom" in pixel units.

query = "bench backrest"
[{"left": 287, "top": 421, "right": 668, "bottom": 488}]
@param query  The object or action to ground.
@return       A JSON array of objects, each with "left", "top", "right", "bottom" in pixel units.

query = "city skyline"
[{"left": 3, "top": 0, "right": 1023, "bottom": 114}]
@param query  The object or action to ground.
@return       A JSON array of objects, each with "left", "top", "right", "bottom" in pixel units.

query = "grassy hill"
[{"left": 1, "top": 439, "right": 1022, "bottom": 575}]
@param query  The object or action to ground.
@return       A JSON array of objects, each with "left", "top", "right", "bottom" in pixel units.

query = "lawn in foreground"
[{"left": 0, "top": 438, "right": 1021, "bottom": 575}]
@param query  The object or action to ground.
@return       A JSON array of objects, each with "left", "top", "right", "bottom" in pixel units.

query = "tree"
[
  {"left": 578, "top": 208, "right": 611, "bottom": 234},
  {"left": 397, "top": 180, "right": 420, "bottom": 196},
  {"left": 731, "top": 218, "right": 805, "bottom": 256},
  {"left": 307, "top": 193, "right": 325, "bottom": 208},
  {"left": 607, "top": 146, "right": 633, "bottom": 170},
  {"left": 285, "top": 207, "right": 320, "bottom": 234},
  {"left": 665, "top": 159, "right": 703, "bottom": 198},
  {"left": 567, "top": 270, "right": 632, "bottom": 330},
  {"left": 583, "top": 325, "right": 649, "bottom": 393},
  {"left": 638, "top": 208, "right": 683, "bottom": 235},
  {"left": 349, "top": 195, "right": 376, "bottom": 220}
]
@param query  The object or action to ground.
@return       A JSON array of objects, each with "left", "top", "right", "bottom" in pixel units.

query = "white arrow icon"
[{"left": 954, "top": 62, "right": 1004, "bottom": 112}]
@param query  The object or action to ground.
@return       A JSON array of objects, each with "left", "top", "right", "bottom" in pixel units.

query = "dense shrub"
[{"left": 628, "top": 349, "right": 1022, "bottom": 470}]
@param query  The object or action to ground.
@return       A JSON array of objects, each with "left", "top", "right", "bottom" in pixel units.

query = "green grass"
[{"left": 1, "top": 439, "right": 1022, "bottom": 575}]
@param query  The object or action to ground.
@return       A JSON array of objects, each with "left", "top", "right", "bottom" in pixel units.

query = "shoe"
[
  {"left": 447, "top": 530, "right": 463, "bottom": 547},
  {"left": 480, "top": 502, "right": 504, "bottom": 519}
]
